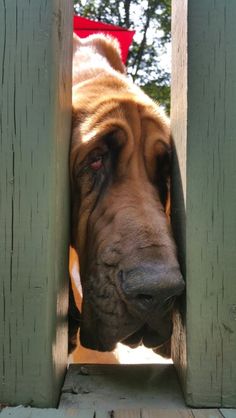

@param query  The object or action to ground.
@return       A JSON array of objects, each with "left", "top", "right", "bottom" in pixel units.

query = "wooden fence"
[{"left": 0, "top": 0, "right": 235, "bottom": 409}]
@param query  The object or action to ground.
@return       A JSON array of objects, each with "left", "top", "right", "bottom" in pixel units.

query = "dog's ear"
[
  {"left": 73, "top": 33, "right": 125, "bottom": 86},
  {"left": 90, "top": 34, "right": 126, "bottom": 74},
  {"left": 155, "top": 139, "right": 172, "bottom": 212},
  {"left": 68, "top": 248, "right": 82, "bottom": 353},
  {"left": 68, "top": 278, "right": 81, "bottom": 354}
]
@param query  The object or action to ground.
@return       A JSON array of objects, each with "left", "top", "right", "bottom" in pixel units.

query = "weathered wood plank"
[
  {"left": 58, "top": 405, "right": 94, "bottom": 418},
  {"left": 141, "top": 408, "right": 193, "bottom": 418},
  {"left": 1, "top": 408, "right": 235, "bottom": 418},
  {"left": 114, "top": 410, "right": 140, "bottom": 418},
  {"left": 0, "top": 406, "right": 77, "bottom": 418},
  {"left": 171, "top": 0, "right": 236, "bottom": 407},
  {"left": 192, "top": 410, "right": 223, "bottom": 418},
  {"left": 220, "top": 410, "right": 236, "bottom": 418},
  {"left": 0, "top": 406, "right": 98, "bottom": 417},
  {"left": 59, "top": 364, "right": 186, "bottom": 411},
  {"left": 0, "top": 0, "right": 73, "bottom": 407},
  {"left": 94, "top": 411, "right": 110, "bottom": 418},
  {"left": 170, "top": 0, "right": 188, "bottom": 391}
]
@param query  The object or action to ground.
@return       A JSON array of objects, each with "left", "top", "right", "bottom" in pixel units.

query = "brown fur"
[{"left": 70, "top": 33, "right": 184, "bottom": 354}]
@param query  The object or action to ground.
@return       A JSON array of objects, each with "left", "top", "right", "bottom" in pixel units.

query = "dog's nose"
[{"left": 118, "top": 264, "right": 185, "bottom": 313}]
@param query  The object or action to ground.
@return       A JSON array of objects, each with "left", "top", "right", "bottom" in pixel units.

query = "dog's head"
[{"left": 70, "top": 34, "right": 184, "bottom": 353}]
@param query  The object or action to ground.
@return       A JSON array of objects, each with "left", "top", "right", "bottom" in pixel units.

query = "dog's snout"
[{"left": 118, "top": 265, "right": 185, "bottom": 312}]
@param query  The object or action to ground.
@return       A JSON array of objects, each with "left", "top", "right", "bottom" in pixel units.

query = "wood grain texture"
[
  {"left": 114, "top": 410, "right": 140, "bottom": 418},
  {"left": 0, "top": 406, "right": 84, "bottom": 418},
  {"left": 171, "top": 0, "right": 236, "bottom": 408},
  {"left": 0, "top": 407, "right": 70, "bottom": 418},
  {"left": 170, "top": 0, "right": 188, "bottom": 392},
  {"left": 1, "top": 408, "right": 235, "bottom": 418},
  {"left": 192, "top": 410, "right": 223, "bottom": 418},
  {"left": 59, "top": 364, "right": 186, "bottom": 411},
  {"left": 0, "top": 1, "right": 73, "bottom": 407},
  {"left": 95, "top": 411, "right": 111, "bottom": 418},
  {"left": 141, "top": 408, "right": 193, "bottom": 418},
  {"left": 220, "top": 410, "right": 236, "bottom": 418}
]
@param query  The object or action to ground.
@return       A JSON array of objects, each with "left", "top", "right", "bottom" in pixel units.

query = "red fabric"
[{"left": 73, "top": 16, "right": 135, "bottom": 63}]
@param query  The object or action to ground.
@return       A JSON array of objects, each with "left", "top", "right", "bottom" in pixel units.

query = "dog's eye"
[
  {"left": 74, "top": 149, "right": 107, "bottom": 181},
  {"left": 90, "top": 156, "right": 103, "bottom": 171}
]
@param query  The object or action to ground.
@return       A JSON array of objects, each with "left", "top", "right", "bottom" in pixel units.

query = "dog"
[{"left": 69, "top": 33, "right": 184, "bottom": 357}]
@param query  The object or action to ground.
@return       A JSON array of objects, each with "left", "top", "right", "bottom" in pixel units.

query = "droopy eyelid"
[{"left": 74, "top": 149, "right": 108, "bottom": 178}]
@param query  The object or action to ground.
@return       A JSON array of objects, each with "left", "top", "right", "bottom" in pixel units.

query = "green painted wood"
[
  {"left": 220, "top": 410, "right": 236, "bottom": 418},
  {"left": 113, "top": 410, "right": 140, "bottom": 418},
  {"left": 1, "top": 408, "right": 236, "bottom": 418},
  {"left": 59, "top": 364, "right": 186, "bottom": 410},
  {"left": 0, "top": 0, "right": 73, "bottom": 408},
  {"left": 141, "top": 409, "right": 193, "bottom": 418},
  {"left": 95, "top": 411, "right": 111, "bottom": 418},
  {"left": 192, "top": 410, "right": 223, "bottom": 418},
  {"left": 0, "top": 406, "right": 79, "bottom": 418},
  {"left": 171, "top": 0, "right": 236, "bottom": 408}
]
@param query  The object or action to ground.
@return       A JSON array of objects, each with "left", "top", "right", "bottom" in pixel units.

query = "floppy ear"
[
  {"left": 73, "top": 33, "right": 125, "bottom": 86},
  {"left": 68, "top": 278, "right": 81, "bottom": 353},
  {"left": 91, "top": 34, "right": 126, "bottom": 74},
  {"left": 155, "top": 139, "right": 172, "bottom": 211},
  {"left": 68, "top": 247, "right": 82, "bottom": 353}
]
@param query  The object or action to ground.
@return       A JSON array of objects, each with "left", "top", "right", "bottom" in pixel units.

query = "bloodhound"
[{"left": 69, "top": 33, "right": 184, "bottom": 358}]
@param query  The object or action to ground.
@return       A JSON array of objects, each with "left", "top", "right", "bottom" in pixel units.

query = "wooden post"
[
  {"left": 0, "top": 1, "right": 73, "bottom": 407},
  {"left": 171, "top": 0, "right": 236, "bottom": 407}
]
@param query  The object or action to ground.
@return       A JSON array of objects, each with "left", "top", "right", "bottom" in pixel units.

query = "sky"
[{"left": 129, "top": 1, "right": 171, "bottom": 75}]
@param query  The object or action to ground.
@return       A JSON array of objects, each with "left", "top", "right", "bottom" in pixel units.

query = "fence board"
[
  {"left": 171, "top": 0, "right": 236, "bottom": 408},
  {"left": 0, "top": 0, "right": 73, "bottom": 407}
]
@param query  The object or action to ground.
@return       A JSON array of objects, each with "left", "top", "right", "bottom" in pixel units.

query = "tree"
[{"left": 74, "top": 0, "right": 171, "bottom": 113}]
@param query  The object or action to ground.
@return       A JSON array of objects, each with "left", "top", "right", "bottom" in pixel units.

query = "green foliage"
[
  {"left": 74, "top": 0, "right": 171, "bottom": 112},
  {"left": 142, "top": 83, "right": 170, "bottom": 114}
]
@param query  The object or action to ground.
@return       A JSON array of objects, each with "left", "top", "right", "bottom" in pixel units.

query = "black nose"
[{"left": 118, "top": 264, "right": 185, "bottom": 313}]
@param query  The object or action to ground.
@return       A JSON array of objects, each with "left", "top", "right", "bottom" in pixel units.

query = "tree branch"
[
  {"left": 124, "top": 0, "right": 132, "bottom": 28},
  {"left": 132, "top": 0, "right": 159, "bottom": 80}
]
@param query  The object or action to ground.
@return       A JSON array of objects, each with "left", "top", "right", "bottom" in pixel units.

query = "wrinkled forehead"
[{"left": 71, "top": 98, "right": 170, "bottom": 161}]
